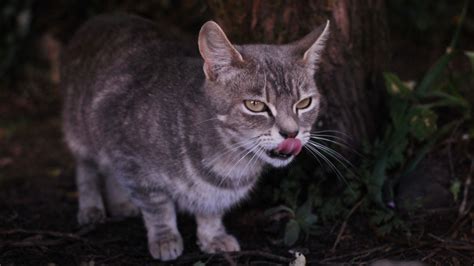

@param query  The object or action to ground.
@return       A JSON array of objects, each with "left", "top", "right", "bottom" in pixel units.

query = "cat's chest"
[{"left": 173, "top": 177, "right": 254, "bottom": 214}]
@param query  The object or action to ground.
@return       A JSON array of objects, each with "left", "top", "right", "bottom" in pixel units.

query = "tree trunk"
[{"left": 206, "top": 0, "right": 389, "bottom": 147}]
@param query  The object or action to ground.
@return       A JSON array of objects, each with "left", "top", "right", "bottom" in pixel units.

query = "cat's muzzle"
[{"left": 267, "top": 138, "right": 302, "bottom": 160}]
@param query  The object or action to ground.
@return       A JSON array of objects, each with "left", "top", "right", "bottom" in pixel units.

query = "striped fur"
[{"left": 62, "top": 14, "right": 329, "bottom": 260}]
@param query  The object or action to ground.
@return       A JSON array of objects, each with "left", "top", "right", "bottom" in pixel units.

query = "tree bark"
[{"left": 206, "top": 0, "right": 389, "bottom": 147}]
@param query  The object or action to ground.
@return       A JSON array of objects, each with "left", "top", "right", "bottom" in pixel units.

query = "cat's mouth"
[
  {"left": 267, "top": 150, "right": 293, "bottom": 160},
  {"left": 266, "top": 139, "right": 302, "bottom": 160}
]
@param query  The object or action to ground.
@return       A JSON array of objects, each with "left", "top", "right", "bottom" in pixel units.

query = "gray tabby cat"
[{"left": 62, "top": 14, "right": 330, "bottom": 261}]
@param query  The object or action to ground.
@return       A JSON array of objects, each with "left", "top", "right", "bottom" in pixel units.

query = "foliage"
[
  {"left": 449, "top": 179, "right": 462, "bottom": 202},
  {"left": 268, "top": 1, "right": 473, "bottom": 244},
  {"left": 386, "top": 0, "right": 472, "bottom": 41},
  {"left": 0, "top": 0, "right": 33, "bottom": 80}
]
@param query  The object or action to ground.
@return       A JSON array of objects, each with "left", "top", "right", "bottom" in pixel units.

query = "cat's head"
[{"left": 198, "top": 21, "right": 330, "bottom": 168}]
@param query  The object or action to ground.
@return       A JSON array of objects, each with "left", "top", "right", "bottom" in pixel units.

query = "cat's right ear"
[
  {"left": 198, "top": 21, "right": 245, "bottom": 81},
  {"left": 292, "top": 20, "right": 330, "bottom": 74}
]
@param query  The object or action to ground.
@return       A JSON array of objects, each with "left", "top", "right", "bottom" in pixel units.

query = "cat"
[{"left": 61, "top": 14, "right": 330, "bottom": 261}]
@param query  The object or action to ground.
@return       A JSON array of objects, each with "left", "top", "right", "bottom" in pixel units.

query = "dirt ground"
[{"left": 1, "top": 5, "right": 474, "bottom": 266}]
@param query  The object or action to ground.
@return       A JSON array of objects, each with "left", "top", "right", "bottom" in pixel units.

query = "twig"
[
  {"left": 426, "top": 233, "right": 474, "bottom": 252},
  {"left": 427, "top": 233, "right": 446, "bottom": 243},
  {"left": 177, "top": 250, "right": 292, "bottom": 265},
  {"left": 249, "top": 261, "right": 285, "bottom": 266},
  {"left": 0, "top": 227, "right": 94, "bottom": 249},
  {"left": 223, "top": 253, "right": 238, "bottom": 266},
  {"left": 445, "top": 122, "right": 461, "bottom": 180},
  {"left": 428, "top": 233, "right": 474, "bottom": 246},
  {"left": 458, "top": 158, "right": 473, "bottom": 216},
  {"left": 331, "top": 199, "right": 363, "bottom": 252},
  {"left": 0, "top": 228, "right": 84, "bottom": 240},
  {"left": 421, "top": 247, "right": 441, "bottom": 262},
  {"left": 319, "top": 245, "right": 389, "bottom": 263},
  {"left": 175, "top": 253, "right": 217, "bottom": 265},
  {"left": 444, "top": 245, "right": 474, "bottom": 251},
  {"left": 444, "top": 246, "right": 474, "bottom": 261},
  {"left": 228, "top": 250, "right": 292, "bottom": 263}
]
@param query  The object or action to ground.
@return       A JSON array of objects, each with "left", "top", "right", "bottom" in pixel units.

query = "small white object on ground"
[{"left": 289, "top": 251, "right": 306, "bottom": 266}]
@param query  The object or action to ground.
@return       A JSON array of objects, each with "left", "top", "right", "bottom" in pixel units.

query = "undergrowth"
[{"left": 267, "top": 1, "right": 473, "bottom": 246}]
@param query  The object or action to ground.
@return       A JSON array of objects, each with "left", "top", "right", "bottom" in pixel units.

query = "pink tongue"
[{"left": 276, "top": 139, "right": 302, "bottom": 156}]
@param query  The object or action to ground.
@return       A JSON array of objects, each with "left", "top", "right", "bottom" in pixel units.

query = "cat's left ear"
[
  {"left": 198, "top": 21, "right": 245, "bottom": 81},
  {"left": 292, "top": 20, "right": 330, "bottom": 73}
]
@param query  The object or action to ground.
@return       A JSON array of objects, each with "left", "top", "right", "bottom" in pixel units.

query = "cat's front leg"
[
  {"left": 196, "top": 213, "right": 240, "bottom": 253},
  {"left": 131, "top": 189, "right": 183, "bottom": 261}
]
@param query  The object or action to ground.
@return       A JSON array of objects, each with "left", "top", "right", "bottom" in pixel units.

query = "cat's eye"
[
  {"left": 244, "top": 100, "right": 267, "bottom": 112},
  {"left": 296, "top": 97, "right": 312, "bottom": 110}
]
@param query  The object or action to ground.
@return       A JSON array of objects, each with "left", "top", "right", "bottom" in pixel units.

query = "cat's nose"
[{"left": 279, "top": 130, "right": 299, "bottom": 139}]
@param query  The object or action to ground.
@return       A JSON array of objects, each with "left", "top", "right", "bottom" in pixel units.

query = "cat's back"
[
  {"left": 61, "top": 14, "right": 201, "bottom": 157},
  {"left": 61, "top": 13, "right": 196, "bottom": 90}
]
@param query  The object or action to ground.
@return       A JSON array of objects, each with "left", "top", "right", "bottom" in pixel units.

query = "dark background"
[{"left": 1, "top": 0, "right": 473, "bottom": 265}]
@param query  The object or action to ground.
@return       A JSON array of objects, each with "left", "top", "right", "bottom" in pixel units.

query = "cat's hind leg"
[
  {"left": 75, "top": 159, "right": 106, "bottom": 225},
  {"left": 104, "top": 173, "right": 139, "bottom": 218},
  {"left": 196, "top": 213, "right": 240, "bottom": 253}
]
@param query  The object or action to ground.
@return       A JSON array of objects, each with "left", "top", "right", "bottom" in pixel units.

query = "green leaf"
[
  {"left": 367, "top": 154, "right": 388, "bottom": 208},
  {"left": 465, "top": 51, "right": 474, "bottom": 71},
  {"left": 449, "top": 0, "right": 469, "bottom": 49},
  {"left": 343, "top": 184, "right": 361, "bottom": 205},
  {"left": 417, "top": 0, "right": 468, "bottom": 95},
  {"left": 193, "top": 261, "right": 206, "bottom": 266},
  {"left": 388, "top": 98, "right": 411, "bottom": 132},
  {"left": 264, "top": 205, "right": 295, "bottom": 218},
  {"left": 383, "top": 72, "right": 413, "bottom": 97},
  {"left": 295, "top": 198, "right": 312, "bottom": 220},
  {"left": 450, "top": 180, "right": 462, "bottom": 201},
  {"left": 369, "top": 211, "right": 387, "bottom": 225},
  {"left": 425, "top": 90, "right": 470, "bottom": 109},
  {"left": 416, "top": 53, "right": 454, "bottom": 95},
  {"left": 284, "top": 219, "right": 300, "bottom": 246},
  {"left": 469, "top": 124, "right": 474, "bottom": 138},
  {"left": 296, "top": 199, "right": 318, "bottom": 233},
  {"left": 377, "top": 223, "right": 394, "bottom": 236},
  {"left": 303, "top": 214, "right": 318, "bottom": 228},
  {"left": 403, "top": 120, "right": 459, "bottom": 176},
  {"left": 386, "top": 137, "right": 408, "bottom": 168},
  {"left": 408, "top": 107, "right": 438, "bottom": 141}
]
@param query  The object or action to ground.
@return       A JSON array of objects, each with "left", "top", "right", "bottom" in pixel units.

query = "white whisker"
[
  {"left": 222, "top": 140, "right": 259, "bottom": 181},
  {"left": 307, "top": 141, "right": 355, "bottom": 169},
  {"left": 310, "top": 134, "right": 363, "bottom": 157},
  {"left": 204, "top": 137, "right": 258, "bottom": 166},
  {"left": 310, "top": 133, "right": 349, "bottom": 143},
  {"left": 305, "top": 144, "right": 349, "bottom": 185},
  {"left": 311, "top": 129, "right": 351, "bottom": 138},
  {"left": 303, "top": 146, "right": 324, "bottom": 166},
  {"left": 239, "top": 145, "right": 263, "bottom": 183}
]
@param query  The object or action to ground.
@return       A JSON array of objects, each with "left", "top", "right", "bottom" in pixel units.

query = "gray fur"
[{"left": 62, "top": 14, "right": 329, "bottom": 260}]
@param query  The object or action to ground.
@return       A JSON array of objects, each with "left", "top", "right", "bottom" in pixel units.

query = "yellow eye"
[
  {"left": 296, "top": 97, "right": 312, "bottom": 110},
  {"left": 244, "top": 100, "right": 267, "bottom": 112}
]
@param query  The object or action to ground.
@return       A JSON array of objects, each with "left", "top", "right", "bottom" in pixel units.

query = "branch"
[{"left": 331, "top": 199, "right": 363, "bottom": 252}]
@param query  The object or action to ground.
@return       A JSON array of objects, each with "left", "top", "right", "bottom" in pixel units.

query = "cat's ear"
[
  {"left": 292, "top": 20, "right": 330, "bottom": 73},
  {"left": 198, "top": 21, "right": 244, "bottom": 81}
]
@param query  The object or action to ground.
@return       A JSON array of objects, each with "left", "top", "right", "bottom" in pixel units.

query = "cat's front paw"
[
  {"left": 148, "top": 233, "right": 184, "bottom": 261},
  {"left": 198, "top": 233, "right": 240, "bottom": 253},
  {"left": 77, "top": 206, "right": 106, "bottom": 225}
]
